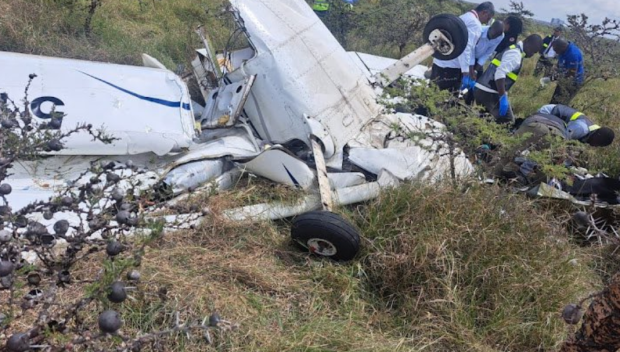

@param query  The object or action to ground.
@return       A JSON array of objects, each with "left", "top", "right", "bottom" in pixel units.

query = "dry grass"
[
  {"left": 66, "top": 183, "right": 602, "bottom": 352},
  {"left": 114, "top": 214, "right": 410, "bottom": 351},
  {"left": 355, "top": 183, "right": 599, "bottom": 351}
]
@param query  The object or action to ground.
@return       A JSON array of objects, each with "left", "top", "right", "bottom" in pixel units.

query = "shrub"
[{"left": 0, "top": 77, "right": 235, "bottom": 351}]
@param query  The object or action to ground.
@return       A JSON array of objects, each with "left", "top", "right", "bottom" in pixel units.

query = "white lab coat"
[
  {"left": 433, "top": 10, "right": 482, "bottom": 73},
  {"left": 472, "top": 26, "right": 505, "bottom": 66}
]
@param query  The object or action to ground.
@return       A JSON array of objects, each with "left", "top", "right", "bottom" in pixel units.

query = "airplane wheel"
[
  {"left": 291, "top": 211, "right": 360, "bottom": 261},
  {"left": 423, "top": 14, "right": 468, "bottom": 61}
]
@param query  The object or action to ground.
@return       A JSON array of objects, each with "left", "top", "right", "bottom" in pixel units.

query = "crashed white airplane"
[{"left": 0, "top": 0, "right": 473, "bottom": 260}]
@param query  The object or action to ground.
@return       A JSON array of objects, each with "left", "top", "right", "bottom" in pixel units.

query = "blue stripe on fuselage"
[
  {"left": 79, "top": 71, "right": 191, "bottom": 111},
  {"left": 283, "top": 164, "right": 301, "bottom": 188}
]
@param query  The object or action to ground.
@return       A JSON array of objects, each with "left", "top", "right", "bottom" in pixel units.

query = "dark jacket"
[
  {"left": 540, "top": 35, "right": 554, "bottom": 55},
  {"left": 494, "top": 16, "right": 523, "bottom": 53}
]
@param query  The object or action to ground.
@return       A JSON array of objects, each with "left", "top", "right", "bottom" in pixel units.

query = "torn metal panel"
[
  {"left": 226, "top": 0, "right": 382, "bottom": 164},
  {"left": 0, "top": 51, "right": 196, "bottom": 156},
  {"left": 237, "top": 148, "right": 316, "bottom": 189},
  {"left": 306, "top": 116, "right": 336, "bottom": 159},
  {"left": 200, "top": 75, "right": 256, "bottom": 129},
  {"left": 165, "top": 134, "right": 260, "bottom": 170}
]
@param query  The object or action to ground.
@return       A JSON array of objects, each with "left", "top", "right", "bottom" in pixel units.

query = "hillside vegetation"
[{"left": 1, "top": 0, "right": 619, "bottom": 351}]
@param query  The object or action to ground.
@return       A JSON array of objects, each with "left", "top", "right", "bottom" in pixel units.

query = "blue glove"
[
  {"left": 460, "top": 76, "right": 476, "bottom": 91},
  {"left": 499, "top": 94, "right": 510, "bottom": 116}
]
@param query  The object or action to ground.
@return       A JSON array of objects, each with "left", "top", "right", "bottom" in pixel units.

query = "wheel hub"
[
  {"left": 307, "top": 238, "right": 337, "bottom": 257},
  {"left": 429, "top": 29, "right": 454, "bottom": 56}
]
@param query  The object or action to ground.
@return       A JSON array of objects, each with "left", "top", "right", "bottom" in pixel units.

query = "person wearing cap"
[
  {"left": 534, "top": 26, "right": 564, "bottom": 77},
  {"left": 430, "top": 2, "right": 495, "bottom": 92},
  {"left": 473, "top": 34, "right": 543, "bottom": 123}
]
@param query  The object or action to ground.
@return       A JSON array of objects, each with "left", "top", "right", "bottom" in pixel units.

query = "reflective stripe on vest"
[
  {"left": 312, "top": 0, "right": 330, "bottom": 11},
  {"left": 543, "top": 43, "right": 549, "bottom": 48},
  {"left": 570, "top": 111, "right": 584, "bottom": 121},
  {"left": 564, "top": 110, "right": 599, "bottom": 133},
  {"left": 478, "top": 45, "right": 523, "bottom": 92},
  {"left": 491, "top": 58, "right": 519, "bottom": 81}
]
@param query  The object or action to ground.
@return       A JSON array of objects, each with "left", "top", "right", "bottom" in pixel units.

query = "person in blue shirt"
[
  {"left": 549, "top": 39, "right": 584, "bottom": 104},
  {"left": 473, "top": 20, "right": 505, "bottom": 78}
]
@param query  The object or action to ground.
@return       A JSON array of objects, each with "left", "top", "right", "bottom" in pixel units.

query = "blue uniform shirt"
[
  {"left": 558, "top": 42, "right": 584, "bottom": 85},
  {"left": 538, "top": 104, "right": 592, "bottom": 140}
]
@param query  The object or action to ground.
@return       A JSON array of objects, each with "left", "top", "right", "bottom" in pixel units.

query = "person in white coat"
[
  {"left": 430, "top": 2, "right": 495, "bottom": 92},
  {"left": 472, "top": 20, "right": 505, "bottom": 78}
]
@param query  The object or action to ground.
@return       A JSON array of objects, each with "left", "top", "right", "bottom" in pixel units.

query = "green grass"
[
  {"left": 0, "top": 0, "right": 220, "bottom": 68},
  {"left": 102, "top": 183, "right": 600, "bottom": 351},
  {"left": 509, "top": 56, "right": 620, "bottom": 176}
]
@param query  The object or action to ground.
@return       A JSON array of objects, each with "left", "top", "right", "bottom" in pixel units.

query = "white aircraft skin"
[{"left": 0, "top": 0, "right": 474, "bottom": 217}]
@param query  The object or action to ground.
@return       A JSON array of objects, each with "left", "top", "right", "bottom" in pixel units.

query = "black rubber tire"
[
  {"left": 423, "top": 14, "right": 468, "bottom": 61},
  {"left": 291, "top": 211, "right": 360, "bottom": 261}
]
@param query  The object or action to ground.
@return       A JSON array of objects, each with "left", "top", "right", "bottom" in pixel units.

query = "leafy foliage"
[
  {"left": 382, "top": 78, "right": 588, "bottom": 183},
  {"left": 566, "top": 14, "right": 620, "bottom": 85},
  {"left": 0, "top": 78, "right": 234, "bottom": 351}
]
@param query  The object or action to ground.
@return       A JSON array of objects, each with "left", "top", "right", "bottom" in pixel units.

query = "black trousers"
[
  {"left": 550, "top": 81, "right": 581, "bottom": 105},
  {"left": 533, "top": 57, "right": 553, "bottom": 77},
  {"left": 430, "top": 64, "right": 461, "bottom": 92}
]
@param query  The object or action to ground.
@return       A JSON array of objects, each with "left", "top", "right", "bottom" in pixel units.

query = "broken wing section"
[
  {"left": 0, "top": 51, "right": 196, "bottom": 156},
  {"left": 347, "top": 52, "right": 429, "bottom": 81}
]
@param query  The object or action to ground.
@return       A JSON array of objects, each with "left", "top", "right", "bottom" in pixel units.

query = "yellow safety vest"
[
  {"left": 569, "top": 111, "right": 600, "bottom": 132},
  {"left": 490, "top": 45, "right": 524, "bottom": 82},
  {"left": 312, "top": 0, "right": 330, "bottom": 11}
]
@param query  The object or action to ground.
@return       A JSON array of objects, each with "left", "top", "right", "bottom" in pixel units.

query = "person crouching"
[{"left": 473, "top": 34, "right": 543, "bottom": 123}]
